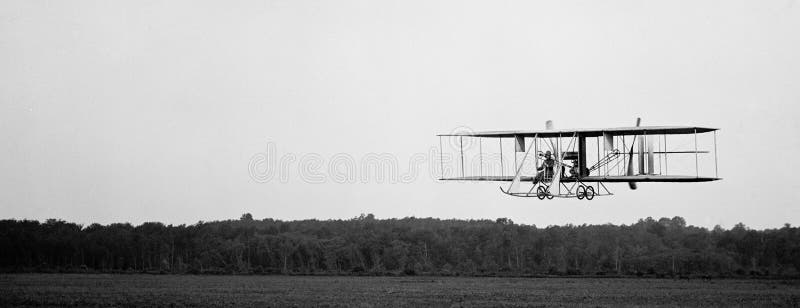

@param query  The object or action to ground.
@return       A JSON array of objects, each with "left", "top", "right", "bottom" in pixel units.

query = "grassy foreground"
[{"left": 1, "top": 274, "right": 799, "bottom": 307}]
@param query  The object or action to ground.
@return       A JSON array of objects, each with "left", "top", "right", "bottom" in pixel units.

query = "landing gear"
[
  {"left": 585, "top": 186, "right": 595, "bottom": 200},
  {"left": 536, "top": 186, "right": 554, "bottom": 200},
  {"left": 576, "top": 184, "right": 596, "bottom": 201},
  {"left": 536, "top": 186, "right": 547, "bottom": 200},
  {"left": 501, "top": 181, "right": 609, "bottom": 200}
]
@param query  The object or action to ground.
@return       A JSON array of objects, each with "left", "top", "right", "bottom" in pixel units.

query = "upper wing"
[{"left": 438, "top": 126, "right": 718, "bottom": 138}]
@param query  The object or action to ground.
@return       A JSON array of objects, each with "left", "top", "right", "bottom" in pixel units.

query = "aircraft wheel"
[
  {"left": 546, "top": 191, "right": 554, "bottom": 200},
  {"left": 576, "top": 185, "right": 586, "bottom": 200},
  {"left": 585, "top": 186, "right": 595, "bottom": 200},
  {"left": 536, "top": 186, "right": 546, "bottom": 200}
]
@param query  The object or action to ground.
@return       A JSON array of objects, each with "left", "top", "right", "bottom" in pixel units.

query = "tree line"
[{"left": 1, "top": 214, "right": 799, "bottom": 277}]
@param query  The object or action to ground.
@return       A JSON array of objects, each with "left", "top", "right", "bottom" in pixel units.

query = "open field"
[{"left": 1, "top": 274, "right": 799, "bottom": 307}]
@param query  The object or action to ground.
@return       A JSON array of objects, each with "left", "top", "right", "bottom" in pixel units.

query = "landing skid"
[{"left": 500, "top": 181, "right": 614, "bottom": 200}]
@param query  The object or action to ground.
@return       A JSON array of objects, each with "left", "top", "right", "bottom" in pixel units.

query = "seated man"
[
  {"left": 569, "top": 160, "right": 580, "bottom": 178},
  {"left": 533, "top": 151, "right": 555, "bottom": 184}
]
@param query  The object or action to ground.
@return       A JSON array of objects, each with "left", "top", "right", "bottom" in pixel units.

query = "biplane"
[{"left": 437, "top": 118, "right": 720, "bottom": 200}]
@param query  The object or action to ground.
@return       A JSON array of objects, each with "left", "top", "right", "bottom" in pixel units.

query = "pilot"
[
  {"left": 569, "top": 160, "right": 580, "bottom": 177},
  {"left": 533, "top": 151, "right": 555, "bottom": 184}
]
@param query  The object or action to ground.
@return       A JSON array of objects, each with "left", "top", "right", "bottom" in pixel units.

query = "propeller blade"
[
  {"left": 626, "top": 143, "right": 635, "bottom": 176},
  {"left": 628, "top": 117, "right": 641, "bottom": 190},
  {"left": 626, "top": 140, "right": 637, "bottom": 189}
]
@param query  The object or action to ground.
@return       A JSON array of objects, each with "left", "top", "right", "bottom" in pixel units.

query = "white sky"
[{"left": 1, "top": 0, "right": 798, "bottom": 229}]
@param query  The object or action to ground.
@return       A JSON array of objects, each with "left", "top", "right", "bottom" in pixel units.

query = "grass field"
[{"left": 1, "top": 274, "right": 799, "bottom": 307}]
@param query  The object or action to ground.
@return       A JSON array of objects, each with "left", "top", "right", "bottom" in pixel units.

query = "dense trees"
[{"left": 1, "top": 215, "right": 799, "bottom": 277}]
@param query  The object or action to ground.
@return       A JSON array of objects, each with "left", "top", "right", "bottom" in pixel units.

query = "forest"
[{"left": 1, "top": 214, "right": 799, "bottom": 277}]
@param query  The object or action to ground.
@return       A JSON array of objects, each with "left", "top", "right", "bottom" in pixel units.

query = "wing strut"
[
  {"left": 439, "top": 136, "right": 444, "bottom": 179},
  {"left": 460, "top": 136, "right": 465, "bottom": 177}
]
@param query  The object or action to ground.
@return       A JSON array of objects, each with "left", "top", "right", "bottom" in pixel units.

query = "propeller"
[{"left": 626, "top": 117, "right": 641, "bottom": 190}]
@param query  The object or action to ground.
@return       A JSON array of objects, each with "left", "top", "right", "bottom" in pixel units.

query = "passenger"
[{"left": 533, "top": 151, "right": 555, "bottom": 184}]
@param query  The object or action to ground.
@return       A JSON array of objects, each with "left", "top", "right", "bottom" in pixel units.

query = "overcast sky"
[{"left": 1, "top": 0, "right": 798, "bottom": 229}]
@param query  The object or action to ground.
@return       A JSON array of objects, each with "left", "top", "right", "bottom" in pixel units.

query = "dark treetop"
[{"left": 1, "top": 214, "right": 798, "bottom": 277}]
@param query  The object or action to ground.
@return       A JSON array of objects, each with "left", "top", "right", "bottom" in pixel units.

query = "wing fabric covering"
[
  {"left": 509, "top": 137, "right": 535, "bottom": 193},
  {"left": 509, "top": 168, "right": 521, "bottom": 193}
]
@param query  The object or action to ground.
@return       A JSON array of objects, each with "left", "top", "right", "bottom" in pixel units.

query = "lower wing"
[{"left": 440, "top": 175, "right": 721, "bottom": 183}]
